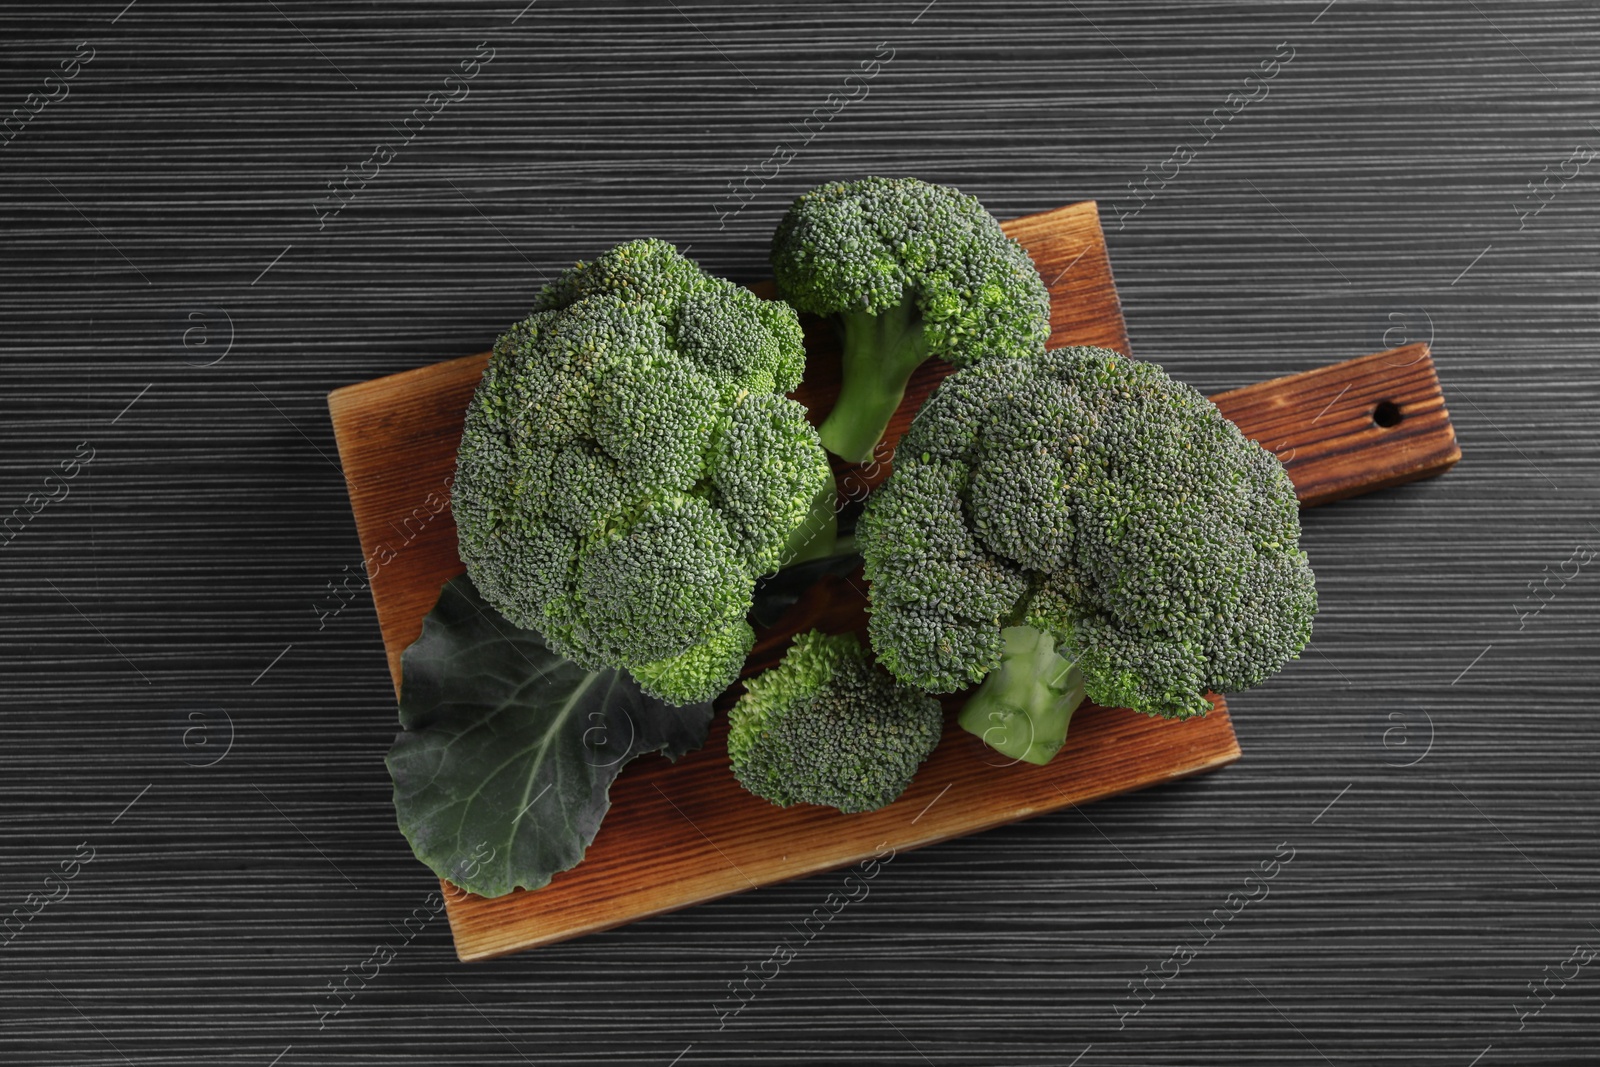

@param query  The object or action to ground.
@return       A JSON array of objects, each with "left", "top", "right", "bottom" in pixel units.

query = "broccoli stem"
[
  {"left": 777, "top": 468, "right": 840, "bottom": 567},
  {"left": 788, "top": 529, "right": 856, "bottom": 564},
  {"left": 817, "top": 302, "right": 930, "bottom": 464},
  {"left": 958, "top": 625, "right": 1086, "bottom": 766}
]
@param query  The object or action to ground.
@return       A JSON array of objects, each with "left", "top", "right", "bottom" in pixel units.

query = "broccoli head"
[
  {"left": 453, "top": 239, "right": 836, "bottom": 706},
  {"left": 858, "top": 345, "right": 1317, "bottom": 763},
  {"left": 771, "top": 176, "right": 1052, "bottom": 464},
  {"left": 726, "top": 629, "right": 944, "bottom": 813}
]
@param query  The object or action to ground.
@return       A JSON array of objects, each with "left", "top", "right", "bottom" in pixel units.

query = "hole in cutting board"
[{"left": 1372, "top": 400, "right": 1403, "bottom": 428}]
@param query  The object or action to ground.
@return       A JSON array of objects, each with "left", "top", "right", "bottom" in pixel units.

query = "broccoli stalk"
[
  {"left": 776, "top": 467, "right": 841, "bottom": 568},
  {"left": 957, "top": 625, "right": 1085, "bottom": 765},
  {"left": 772, "top": 177, "right": 1052, "bottom": 466},
  {"left": 819, "top": 303, "right": 930, "bottom": 464}
]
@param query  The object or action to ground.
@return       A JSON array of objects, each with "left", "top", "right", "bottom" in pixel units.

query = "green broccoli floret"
[
  {"left": 858, "top": 346, "right": 1317, "bottom": 764},
  {"left": 771, "top": 176, "right": 1052, "bottom": 464},
  {"left": 454, "top": 239, "right": 837, "bottom": 706},
  {"left": 726, "top": 629, "right": 944, "bottom": 813}
]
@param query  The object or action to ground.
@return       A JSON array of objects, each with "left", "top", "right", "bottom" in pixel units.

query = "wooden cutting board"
[{"left": 328, "top": 201, "right": 1460, "bottom": 961}]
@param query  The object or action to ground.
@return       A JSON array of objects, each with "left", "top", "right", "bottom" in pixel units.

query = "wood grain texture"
[
  {"left": 447, "top": 683, "right": 1239, "bottom": 960},
  {"left": 1209, "top": 342, "right": 1461, "bottom": 507},
  {"left": 329, "top": 202, "right": 1458, "bottom": 960},
  {"left": 5, "top": 1, "right": 1596, "bottom": 1061},
  {"left": 442, "top": 562, "right": 1234, "bottom": 959}
]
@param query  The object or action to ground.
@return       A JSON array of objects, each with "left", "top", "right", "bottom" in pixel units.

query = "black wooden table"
[{"left": 2, "top": 2, "right": 1596, "bottom": 1063}]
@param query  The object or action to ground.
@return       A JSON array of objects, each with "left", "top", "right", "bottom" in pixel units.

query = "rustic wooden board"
[{"left": 327, "top": 202, "right": 1459, "bottom": 961}]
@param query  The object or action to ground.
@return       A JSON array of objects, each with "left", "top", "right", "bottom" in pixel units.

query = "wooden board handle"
[
  {"left": 821, "top": 341, "right": 1460, "bottom": 504},
  {"left": 1208, "top": 342, "right": 1459, "bottom": 507}
]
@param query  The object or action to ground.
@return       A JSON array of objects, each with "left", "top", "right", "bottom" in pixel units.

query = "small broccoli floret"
[
  {"left": 771, "top": 177, "right": 1052, "bottom": 464},
  {"left": 454, "top": 240, "right": 834, "bottom": 705},
  {"left": 631, "top": 619, "right": 756, "bottom": 708},
  {"left": 534, "top": 237, "right": 707, "bottom": 323},
  {"left": 727, "top": 630, "right": 944, "bottom": 813},
  {"left": 537, "top": 239, "right": 806, "bottom": 398},
  {"left": 679, "top": 285, "right": 807, "bottom": 396},
  {"left": 858, "top": 346, "right": 1317, "bottom": 763},
  {"left": 572, "top": 495, "right": 751, "bottom": 665},
  {"left": 710, "top": 393, "right": 839, "bottom": 574}
]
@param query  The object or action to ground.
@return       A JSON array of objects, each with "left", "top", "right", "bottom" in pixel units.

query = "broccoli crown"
[
  {"left": 858, "top": 345, "right": 1317, "bottom": 719},
  {"left": 770, "top": 176, "right": 1051, "bottom": 368},
  {"left": 726, "top": 630, "right": 944, "bottom": 814},
  {"left": 453, "top": 239, "right": 831, "bottom": 706}
]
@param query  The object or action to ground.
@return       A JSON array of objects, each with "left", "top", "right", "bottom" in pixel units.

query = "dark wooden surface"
[{"left": 2, "top": 1, "right": 1595, "bottom": 1064}]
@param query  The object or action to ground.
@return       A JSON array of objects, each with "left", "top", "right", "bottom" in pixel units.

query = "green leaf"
[{"left": 388, "top": 575, "right": 713, "bottom": 898}]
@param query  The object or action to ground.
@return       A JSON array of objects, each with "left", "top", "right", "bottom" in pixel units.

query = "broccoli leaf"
[{"left": 388, "top": 575, "right": 713, "bottom": 898}]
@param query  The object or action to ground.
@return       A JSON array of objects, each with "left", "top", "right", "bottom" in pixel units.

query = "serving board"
[{"left": 328, "top": 201, "right": 1460, "bottom": 960}]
